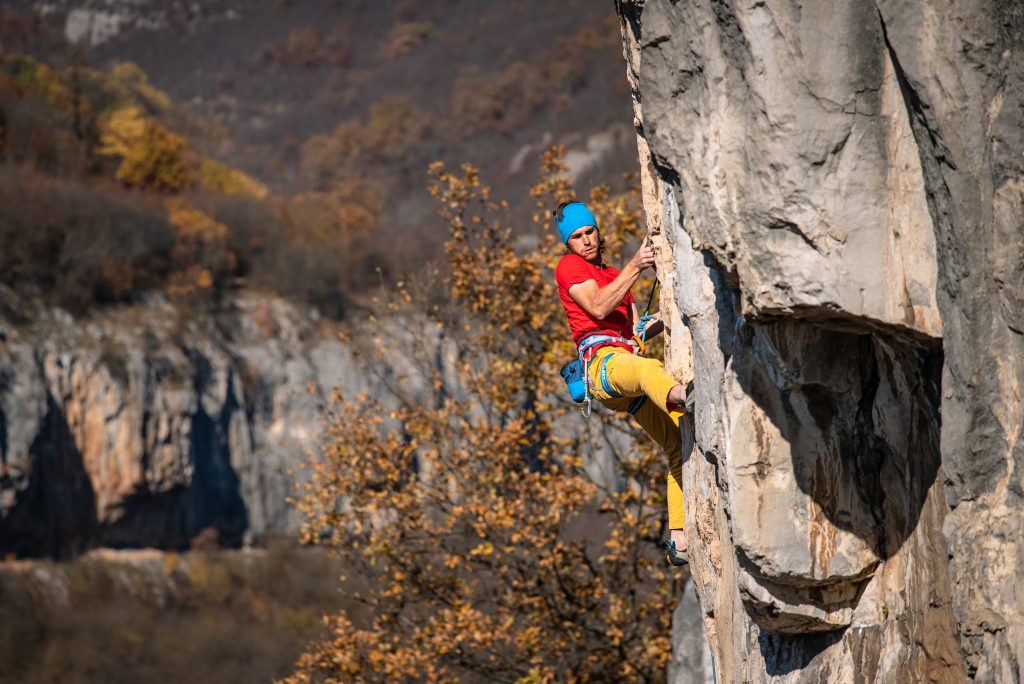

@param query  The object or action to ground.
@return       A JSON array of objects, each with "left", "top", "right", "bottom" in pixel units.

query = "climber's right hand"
[{"left": 631, "top": 236, "right": 655, "bottom": 272}]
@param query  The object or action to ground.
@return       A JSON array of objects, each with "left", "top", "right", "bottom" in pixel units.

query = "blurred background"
[
  {"left": 0, "top": 0, "right": 637, "bottom": 317},
  {"left": 0, "top": 1, "right": 659, "bottom": 681}
]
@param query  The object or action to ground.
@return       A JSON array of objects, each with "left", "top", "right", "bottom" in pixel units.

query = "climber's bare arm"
[
  {"left": 568, "top": 238, "right": 654, "bottom": 319},
  {"left": 569, "top": 272, "right": 639, "bottom": 320}
]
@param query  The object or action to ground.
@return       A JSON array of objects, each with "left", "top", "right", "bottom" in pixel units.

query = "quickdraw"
[{"left": 632, "top": 276, "right": 659, "bottom": 354}]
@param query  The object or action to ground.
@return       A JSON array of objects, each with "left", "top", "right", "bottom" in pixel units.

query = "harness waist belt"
[{"left": 577, "top": 333, "right": 630, "bottom": 359}]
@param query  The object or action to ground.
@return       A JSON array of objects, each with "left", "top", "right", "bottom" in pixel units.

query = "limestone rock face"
[
  {"left": 668, "top": 575, "right": 715, "bottom": 684},
  {"left": 617, "top": 0, "right": 1023, "bottom": 680},
  {"left": 53, "top": 0, "right": 240, "bottom": 49},
  {"left": 0, "top": 295, "right": 462, "bottom": 557}
]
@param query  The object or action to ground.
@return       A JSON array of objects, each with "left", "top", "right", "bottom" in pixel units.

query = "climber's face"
[{"left": 567, "top": 225, "right": 601, "bottom": 264}]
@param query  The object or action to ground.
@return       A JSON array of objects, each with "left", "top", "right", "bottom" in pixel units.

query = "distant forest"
[{"left": 0, "top": 1, "right": 638, "bottom": 319}]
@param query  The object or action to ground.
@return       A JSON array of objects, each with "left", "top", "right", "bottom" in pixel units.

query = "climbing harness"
[
  {"left": 559, "top": 332, "right": 640, "bottom": 418},
  {"left": 576, "top": 332, "right": 628, "bottom": 418},
  {"left": 559, "top": 275, "right": 662, "bottom": 418}
]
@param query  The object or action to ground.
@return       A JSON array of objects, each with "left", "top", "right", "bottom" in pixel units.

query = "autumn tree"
[
  {"left": 200, "top": 158, "right": 269, "bottom": 198},
  {"left": 97, "top": 106, "right": 192, "bottom": 191},
  {"left": 165, "top": 198, "right": 237, "bottom": 296},
  {"left": 287, "top": 148, "right": 677, "bottom": 683},
  {"left": 300, "top": 95, "right": 431, "bottom": 191}
]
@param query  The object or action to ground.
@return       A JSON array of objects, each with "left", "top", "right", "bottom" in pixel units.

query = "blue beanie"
[{"left": 556, "top": 202, "right": 598, "bottom": 244}]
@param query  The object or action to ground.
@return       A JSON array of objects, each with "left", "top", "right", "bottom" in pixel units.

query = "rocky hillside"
[
  {"left": 0, "top": 1, "right": 640, "bottom": 309},
  {"left": 617, "top": 0, "right": 1024, "bottom": 681},
  {"left": 21, "top": 0, "right": 639, "bottom": 237},
  {"left": 0, "top": 293, "right": 463, "bottom": 557}
]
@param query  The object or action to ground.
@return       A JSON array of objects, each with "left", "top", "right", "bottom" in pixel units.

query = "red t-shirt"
[{"left": 555, "top": 253, "right": 635, "bottom": 348}]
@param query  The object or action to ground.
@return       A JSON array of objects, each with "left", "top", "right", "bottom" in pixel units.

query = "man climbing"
[{"left": 553, "top": 200, "right": 689, "bottom": 566}]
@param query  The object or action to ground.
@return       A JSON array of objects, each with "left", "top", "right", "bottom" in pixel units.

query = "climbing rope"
[{"left": 634, "top": 276, "right": 659, "bottom": 351}]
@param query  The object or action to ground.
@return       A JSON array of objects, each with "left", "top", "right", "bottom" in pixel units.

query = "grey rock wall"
[
  {"left": 0, "top": 295, "right": 462, "bottom": 558},
  {"left": 669, "top": 574, "right": 716, "bottom": 684},
  {"left": 618, "top": 0, "right": 1023, "bottom": 681}
]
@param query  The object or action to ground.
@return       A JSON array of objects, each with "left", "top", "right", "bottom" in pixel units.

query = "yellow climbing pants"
[{"left": 587, "top": 346, "right": 685, "bottom": 529}]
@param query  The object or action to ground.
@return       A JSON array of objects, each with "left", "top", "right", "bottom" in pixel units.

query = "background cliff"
[
  {"left": 0, "top": 293, "right": 463, "bottom": 557},
  {"left": 617, "top": 0, "right": 1023, "bottom": 681}
]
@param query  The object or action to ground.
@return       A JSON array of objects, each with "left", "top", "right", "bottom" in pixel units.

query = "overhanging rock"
[{"left": 617, "top": 0, "right": 1024, "bottom": 680}]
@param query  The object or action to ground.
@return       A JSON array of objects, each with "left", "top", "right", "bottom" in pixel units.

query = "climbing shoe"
[{"left": 665, "top": 539, "right": 689, "bottom": 567}]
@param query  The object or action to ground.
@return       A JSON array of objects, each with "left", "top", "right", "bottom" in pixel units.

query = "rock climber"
[{"left": 553, "top": 200, "right": 689, "bottom": 566}]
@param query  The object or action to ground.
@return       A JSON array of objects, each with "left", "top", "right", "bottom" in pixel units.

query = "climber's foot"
[
  {"left": 665, "top": 540, "right": 689, "bottom": 567},
  {"left": 666, "top": 528, "right": 689, "bottom": 567}
]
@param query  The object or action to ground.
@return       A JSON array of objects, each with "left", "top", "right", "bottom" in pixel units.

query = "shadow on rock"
[{"left": 0, "top": 395, "right": 98, "bottom": 559}]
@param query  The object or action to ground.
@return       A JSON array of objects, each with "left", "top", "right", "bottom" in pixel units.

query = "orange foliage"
[
  {"left": 450, "top": 21, "right": 619, "bottom": 134},
  {"left": 450, "top": 62, "right": 542, "bottom": 135},
  {"left": 300, "top": 95, "right": 430, "bottom": 191},
  {"left": 286, "top": 150, "right": 674, "bottom": 682},
  {"left": 166, "top": 199, "right": 236, "bottom": 296},
  {"left": 364, "top": 96, "right": 430, "bottom": 162},
  {"left": 284, "top": 178, "right": 380, "bottom": 250},
  {"left": 114, "top": 118, "right": 193, "bottom": 191}
]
